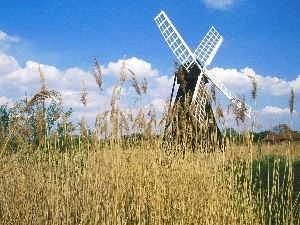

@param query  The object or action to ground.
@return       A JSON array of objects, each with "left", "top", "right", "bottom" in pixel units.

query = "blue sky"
[{"left": 0, "top": 0, "right": 300, "bottom": 131}]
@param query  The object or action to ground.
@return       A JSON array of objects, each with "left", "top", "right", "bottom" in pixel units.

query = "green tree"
[
  {"left": 289, "top": 87, "right": 295, "bottom": 130},
  {"left": 273, "top": 123, "right": 291, "bottom": 134},
  {"left": 0, "top": 104, "right": 10, "bottom": 136}
]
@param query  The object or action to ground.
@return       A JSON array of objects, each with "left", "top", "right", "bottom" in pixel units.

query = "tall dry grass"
[
  {"left": 0, "top": 59, "right": 299, "bottom": 224},
  {"left": 0, "top": 139, "right": 299, "bottom": 224}
]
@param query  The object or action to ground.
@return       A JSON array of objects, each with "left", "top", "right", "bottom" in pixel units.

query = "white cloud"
[
  {"left": 209, "top": 67, "right": 253, "bottom": 93},
  {"left": 126, "top": 57, "right": 159, "bottom": 78},
  {"left": 4, "top": 61, "right": 40, "bottom": 85},
  {"left": 255, "top": 73, "right": 300, "bottom": 96},
  {"left": 209, "top": 67, "right": 300, "bottom": 97},
  {"left": 149, "top": 75, "right": 175, "bottom": 99},
  {"left": 257, "top": 106, "right": 298, "bottom": 130},
  {"left": 0, "top": 30, "right": 20, "bottom": 43},
  {"left": 202, "top": 0, "right": 235, "bottom": 9},
  {"left": 0, "top": 52, "right": 21, "bottom": 77},
  {"left": 261, "top": 76, "right": 289, "bottom": 96},
  {"left": 290, "top": 75, "right": 300, "bottom": 94},
  {"left": 4, "top": 61, "right": 61, "bottom": 85},
  {"left": 260, "top": 106, "right": 290, "bottom": 115},
  {"left": 60, "top": 67, "right": 93, "bottom": 90},
  {"left": 0, "top": 96, "right": 13, "bottom": 106},
  {"left": 0, "top": 35, "right": 299, "bottom": 131},
  {"left": 149, "top": 98, "right": 168, "bottom": 114},
  {"left": 60, "top": 90, "right": 81, "bottom": 108},
  {"left": 102, "top": 57, "right": 159, "bottom": 79}
]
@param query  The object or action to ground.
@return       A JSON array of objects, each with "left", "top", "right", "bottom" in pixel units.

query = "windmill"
[{"left": 154, "top": 11, "right": 251, "bottom": 151}]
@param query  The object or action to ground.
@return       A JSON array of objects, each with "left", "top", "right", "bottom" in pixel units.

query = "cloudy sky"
[{"left": 0, "top": 0, "right": 299, "bottom": 132}]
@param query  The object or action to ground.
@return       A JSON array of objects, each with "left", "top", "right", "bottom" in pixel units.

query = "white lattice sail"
[
  {"left": 154, "top": 11, "right": 251, "bottom": 121},
  {"left": 194, "top": 26, "right": 223, "bottom": 69},
  {"left": 154, "top": 11, "right": 195, "bottom": 72},
  {"left": 193, "top": 80, "right": 208, "bottom": 122},
  {"left": 204, "top": 71, "right": 251, "bottom": 118}
]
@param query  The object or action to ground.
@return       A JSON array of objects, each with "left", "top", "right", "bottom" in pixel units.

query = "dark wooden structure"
[
  {"left": 263, "top": 132, "right": 300, "bottom": 144},
  {"left": 166, "top": 63, "right": 222, "bottom": 154}
]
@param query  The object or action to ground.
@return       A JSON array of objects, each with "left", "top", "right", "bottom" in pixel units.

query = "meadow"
[{"left": 0, "top": 59, "right": 299, "bottom": 224}]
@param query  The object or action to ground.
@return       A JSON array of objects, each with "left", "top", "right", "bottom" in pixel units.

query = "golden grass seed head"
[
  {"left": 93, "top": 56, "right": 104, "bottom": 92},
  {"left": 81, "top": 78, "right": 88, "bottom": 108},
  {"left": 128, "top": 68, "right": 141, "bottom": 96},
  {"left": 289, "top": 87, "right": 295, "bottom": 115}
]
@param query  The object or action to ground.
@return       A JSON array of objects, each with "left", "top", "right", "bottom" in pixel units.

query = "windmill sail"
[
  {"left": 194, "top": 26, "right": 223, "bottom": 69},
  {"left": 193, "top": 27, "right": 251, "bottom": 118},
  {"left": 154, "top": 11, "right": 195, "bottom": 72},
  {"left": 204, "top": 71, "right": 252, "bottom": 118},
  {"left": 154, "top": 11, "right": 208, "bottom": 122},
  {"left": 154, "top": 11, "right": 251, "bottom": 121},
  {"left": 193, "top": 76, "right": 208, "bottom": 122}
]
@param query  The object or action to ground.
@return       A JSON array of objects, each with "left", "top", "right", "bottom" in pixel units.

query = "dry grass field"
[
  {"left": 0, "top": 60, "right": 299, "bottom": 224},
  {"left": 0, "top": 138, "right": 299, "bottom": 224}
]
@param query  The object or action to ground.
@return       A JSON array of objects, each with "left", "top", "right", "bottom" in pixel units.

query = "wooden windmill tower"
[{"left": 154, "top": 11, "right": 251, "bottom": 151}]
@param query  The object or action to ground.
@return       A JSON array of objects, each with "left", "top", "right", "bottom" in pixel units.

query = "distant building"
[{"left": 263, "top": 131, "right": 300, "bottom": 143}]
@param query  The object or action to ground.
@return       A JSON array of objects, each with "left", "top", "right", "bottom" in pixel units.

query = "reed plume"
[
  {"left": 229, "top": 94, "right": 247, "bottom": 126},
  {"left": 1, "top": 56, "right": 299, "bottom": 225},
  {"left": 120, "top": 55, "right": 127, "bottom": 86},
  {"left": 248, "top": 75, "right": 258, "bottom": 142},
  {"left": 128, "top": 68, "right": 141, "bottom": 96},
  {"left": 248, "top": 75, "right": 257, "bottom": 106},
  {"left": 210, "top": 84, "right": 216, "bottom": 105},
  {"left": 39, "top": 64, "right": 46, "bottom": 91},
  {"left": 215, "top": 101, "right": 224, "bottom": 123},
  {"left": 25, "top": 66, "right": 62, "bottom": 113},
  {"left": 81, "top": 78, "right": 87, "bottom": 108},
  {"left": 289, "top": 87, "right": 295, "bottom": 130},
  {"left": 93, "top": 56, "right": 103, "bottom": 92},
  {"left": 289, "top": 87, "right": 295, "bottom": 115},
  {"left": 142, "top": 77, "right": 148, "bottom": 94}
]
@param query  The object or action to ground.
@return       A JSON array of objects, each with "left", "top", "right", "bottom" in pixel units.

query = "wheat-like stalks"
[
  {"left": 159, "top": 97, "right": 173, "bottom": 138},
  {"left": 80, "top": 116, "right": 88, "bottom": 139},
  {"left": 1, "top": 56, "right": 299, "bottom": 224},
  {"left": 176, "top": 66, "right": 186, "bottom": 94},
  {"left": 94, "top": 110, "right": 109, "bottom": 138},
  {"left": 216, "top": 101, "right": 224, "bottom": 123},
  {"left": 36, "top": 106, "right": 47, "bottom": 146},
  {"left": 109, "top": 86, "right": 123, "bottom": 139},
  {"left": 119, "top": 110, "right": 130, "bottom": 136},
  {"left": 26, "top": 67, "right": 62, "bottom": 111},
  {"left": 132, "top": 108, "right": 146, "bottom": 134},
  {"left": 210, "top": 84, "right": 216, "bottom": 105},
  {"left": 145, "top": 104, "right": 156, "bottom": 136},
  {"left": 25, "top": 90, "right": 61, "bottom": 111}
]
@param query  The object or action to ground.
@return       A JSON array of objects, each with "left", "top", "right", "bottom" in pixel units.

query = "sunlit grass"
[
  {"left": 0, "top": 139, "right": 299, "bottom": 224},
  {"left": 0, "top": 58, "right": 299, "bottom": 224}
]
